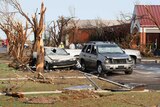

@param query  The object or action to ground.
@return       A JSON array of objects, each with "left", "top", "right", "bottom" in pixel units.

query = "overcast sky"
[
  {"left": 0, "top": 0, "right": 160, "bottom": 39},
  {"left": 19, "top": 0, "right": 160, "bottom": 21}
]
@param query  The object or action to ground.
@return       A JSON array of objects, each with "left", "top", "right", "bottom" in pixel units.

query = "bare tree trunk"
[
  {"left": 0, "top": 0, "right": 46, "bottom": 72},
  {"left": 34, "top": 1, "right": 46, "bottom": 73},
  {"left": 36, "top": 37, "right": 44, "bottom": 73}
]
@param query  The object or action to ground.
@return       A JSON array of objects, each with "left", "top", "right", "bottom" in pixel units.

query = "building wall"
[
  {"left": 130, "top": 24, "right": 160, "bottom": 50},
  {"left": 67, "top": 23, "right": 130, "bottom": 46},
  {"left": 68, "top": 29, "right": 94, "bottom": 44}
]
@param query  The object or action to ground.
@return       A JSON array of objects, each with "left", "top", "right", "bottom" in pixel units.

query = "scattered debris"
[
  {"left": 109, "top": 83, "right": 147, "bottom": 92},
  {"left": 125, "top": 83, "right": 146, "bottom": 91},
  {"left": 5, "top": 92, "right": 24, "bottom": 98},
  {"left": 0, "top": 78, "right": 27, "bottom": 81},
  {"left": 83, "top": 73, "right": 102, "bottom": 90},
  {"left": 98, "top": 76, "right": 131, "bottom": 89},
  {"left": 109, "top": 88, "right": 131, "bottom": 92},
  {"left": 20, "top": 90, "right": 62, "bottom": 95},
  {"left": 64, "top": 84, "right": 94, "bottom": 91},
  {"left": 25, "top": 96, "right": 57, "bottom": 104},
  {"left": 24, "top": 90, "right": 100, "bottom": 104},
  {"left": 62, "top": 90, "right": 100, "bottom": 100},
  {"left": 2, "top": 79, "right": 27, "bottom": 96},
  {"left": 26, "top": 72, "right": 54, "bottom": 84},
  {"left": 82, "top": 72, "right": 131, "bottom": 91}
]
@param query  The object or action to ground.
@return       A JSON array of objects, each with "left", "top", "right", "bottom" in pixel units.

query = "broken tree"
[
  {"left": 0, "top": 1, "right": 31, "bottom": 69},
  {"left": 4, "top": 0, "right": 46, "bottom": 73},
  {"left": 46, "top": 16, "right": 73, "bottom": 47}
]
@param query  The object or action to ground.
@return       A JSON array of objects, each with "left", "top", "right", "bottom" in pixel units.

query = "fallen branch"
[
  {"left": 26, "top": 73, "right": 54, "bottom": 85},
  {"left": 5, "top": 92, "right": 24, "bottom": 98}
]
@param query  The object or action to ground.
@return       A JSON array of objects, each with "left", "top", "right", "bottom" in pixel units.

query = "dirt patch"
[
  {"left": 25, "top": 96, "right": 58, "bottom": 104},
  {"left": 61, "top": 90, "right": 100, "bottom": 100},
  {"left": 24, "top": 90, "right": 100, "bottom": 104}
]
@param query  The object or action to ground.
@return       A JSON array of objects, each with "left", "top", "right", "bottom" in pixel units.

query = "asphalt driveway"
[{"left": 106, "top": 63, "right": 160, "bottom": 90}]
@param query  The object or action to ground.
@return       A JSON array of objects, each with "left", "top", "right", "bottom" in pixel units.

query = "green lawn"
[
  {"left": 0, "top": 63, "right": 18, "bottom": 78},
  {"left": 0, "top": 92, "right": 160, "bottom": 107},
  {"left": 0, "top": 56, "right": 160, "bottom": 107}
]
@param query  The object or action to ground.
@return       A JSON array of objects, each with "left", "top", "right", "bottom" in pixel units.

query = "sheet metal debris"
[
  {"left": 125, "top": 83, "right": 146, "bottom": 91},
  {"left": 64, "top": 85, "right": 94, "bottom": 91}
]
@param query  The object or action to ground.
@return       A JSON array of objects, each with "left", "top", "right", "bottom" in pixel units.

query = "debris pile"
[
  {"left": 62, "top": 90, "right": 100, "bottom": 100},
  {"left": 26, "top": 96, "right": 58, "bottom": 104},
  {"left": 25, "top": 90, "right": 100, "bottom": 104}
]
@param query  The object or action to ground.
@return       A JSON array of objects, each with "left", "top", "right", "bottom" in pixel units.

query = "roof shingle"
[{"left": 136, "top": 5, "right": 160, "bottom": 27}]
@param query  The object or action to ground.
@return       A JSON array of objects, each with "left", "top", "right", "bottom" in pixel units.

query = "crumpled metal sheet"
[{"left": 64, "top": 85, "right": 94, "bottom": 91}]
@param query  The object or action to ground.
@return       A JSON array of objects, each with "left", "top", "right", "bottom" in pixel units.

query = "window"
[
  {"left": 91, "top": 45, "right": 97, "bottom": 54},
  {"left": 97, "top": 44, "right": 123, "bottom": 54},
  {"left": 82, "top": 45, "right": 87, "bottom": 52},
  {"left": 45, "top": 48, "right": 68, "bottom": 55},
  {"left": 86, "top": 45, "right": 92, "bottom": 53}
]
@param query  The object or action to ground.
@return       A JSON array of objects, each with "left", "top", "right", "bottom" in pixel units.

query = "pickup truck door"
[
  {"left": 84, "top": 45, "right": 92, "bottom": 68},
  {"left": 89, "top": 53, "right": 97, "bottom": 69},
  {"left": 89, "top": 45, "right": 97, "bottom": 69}
]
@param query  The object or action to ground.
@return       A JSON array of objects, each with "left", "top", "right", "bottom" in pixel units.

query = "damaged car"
[
  {"left": 32, "top": 47, "right": 77, "bottom": 70},
  {"left": 79, "top": 41, "right": 134, "bottom": 75}
]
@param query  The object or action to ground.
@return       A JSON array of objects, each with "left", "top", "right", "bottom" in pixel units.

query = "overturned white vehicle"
[{"left": 32, "top": 47, "right": 77, "bottom": 70}]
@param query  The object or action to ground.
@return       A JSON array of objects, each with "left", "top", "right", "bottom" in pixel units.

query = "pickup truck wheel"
[
  {"left": 97, "top": 63, "right": 107, "bottom": 77},
  {"left": 81, "top": 60, "right": 86, "bottom": 72},
  {"left": 125, "top": 69, "right": 133, "bottom": 75},
  {"left": 97, "top": 63, "right": 102, "bottom": 74},
  {"left": 97, "top": 63, "right": 104, "bottom": 74},
  {"left": 45, "top": 62, "right": 51, "bottom": 70},
  {"left": 131, "top": 56, "right": 136, "bottom": 64}
]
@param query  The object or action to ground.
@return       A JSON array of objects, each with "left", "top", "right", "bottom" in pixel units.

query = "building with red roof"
[{"left": 131, "top": 5, "right": 160, "bottom": 51}]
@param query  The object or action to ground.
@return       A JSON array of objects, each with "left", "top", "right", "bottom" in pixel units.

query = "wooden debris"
[
  {"left": 5, "top": 92, "right": 24, "bottom": 98},
  {"left": 26, "top": 73, "right": 54, "bottom": 84}
]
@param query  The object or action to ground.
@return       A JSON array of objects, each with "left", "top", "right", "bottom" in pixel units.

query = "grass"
[
  {"left": 0, "top": 63, "right": 18, "bottom": 78},
  {"left": 0, "top": 92, "right": 160, "bottom": 107},
  {"left": 0, "top": 53, "right": 160, "bottom": 107},
  {"left": 0, "top": 63, "right": 119, "bottom": 92},
  {"left": 0, "top": 77, "right": 119, "bottom": 92}
]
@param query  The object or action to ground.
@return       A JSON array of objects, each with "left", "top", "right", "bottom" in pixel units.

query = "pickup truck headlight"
[
  {"left": 105, "top": 59, "right": 110, "bottom": 64},
  {"left": 127, "top": 56, "right": 132, "bottom": 63}
]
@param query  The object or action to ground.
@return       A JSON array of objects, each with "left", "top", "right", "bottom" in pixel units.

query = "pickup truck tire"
[
  {"left": 81, "top": 60, "right": 87, "bottom": 72},
  {"left": 97, "top": 63, "right": 103, "bottom": 74},
  {"left": 131, "top": 56, "right": 136, "bottom": 64},
  {"left": 97, "top": 63, "right": 107, "bottom": 77},
  {"left": 124, "top": 69, "right": 133, "bottom": 75},
  {"left": 97, "top": 62, "right": 107, "bottom": 76}
]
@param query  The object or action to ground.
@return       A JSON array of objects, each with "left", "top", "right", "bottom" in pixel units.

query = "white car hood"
[
  {"left": 47, "top": 55, "right": 75, "bottom": 61},
  {"left": 123, "top": 49, "right": 139, "bottom": 54},
  {"left": 65, "top": 49, "right": 81, "bottom": 56},
  {"left": 123, "top": 49, "right": 141, "bottom": 59}
]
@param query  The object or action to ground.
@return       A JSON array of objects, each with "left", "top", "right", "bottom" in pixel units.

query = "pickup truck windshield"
[{"left": 97, "top": 45, "right": 124, "bottom": 54}]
